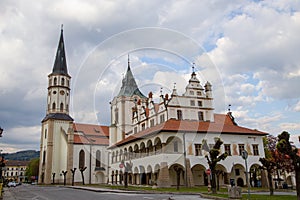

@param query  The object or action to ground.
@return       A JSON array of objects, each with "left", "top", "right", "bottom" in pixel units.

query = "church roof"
[
  {"left": 51, "top": 26, "right": 69, "bottom": 77},
  {"left": 109, "top": 113, "right": 268, "bottom": 148},
  {"left": 117, "top": 65, "right": 146, "bottom": 98},
  {"left": 73, "top": 123, "right": 109, "bottom": 145},
  {"left": 42, "top": 113, "right": 73, "bottom": 122}
]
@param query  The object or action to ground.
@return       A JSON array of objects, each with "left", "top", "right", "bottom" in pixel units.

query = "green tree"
[
  {"left": 277, "top": 131, "right": 300, "bottom": 200},
  {"left": 25, "top": 158, "right": 39, "bottom": 182},
  {"left": 205, "top": 138, "right": 228, "bottom": 194}
]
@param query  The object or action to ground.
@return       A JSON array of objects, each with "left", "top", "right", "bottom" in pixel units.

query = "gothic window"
[
  {"left": 252, "top": 144, "right": 259, "bottom": 156},
  {"left": 96, "top": 150, "right": 101, "bottom": 168},
  {"left": 198, "top": 111, "right": 204, "bottom": 121},
  {"left": 177, "top": 110, "right": 182, "bottom": 120},
  {"left": 54, "top": 77, "right": 57, "bottom": 86},
  {"left": 79, "top": 150, "right": 85, "bottom": 169},
  {"left": 194, "top": 144, "right": 202, "bottom": 156},
  {"left": 52, "top": 102, "right": 56, "bottom": 110},
  {"left": 61, "top": 78, "right": 65, "bottom": 86},
  {"left": 60, "top": 103, "right": 64, "bottom": 112}
]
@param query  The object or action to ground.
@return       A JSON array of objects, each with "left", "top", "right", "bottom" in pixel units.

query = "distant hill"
[{"left": 2, "top": 150, "right": 40, "bottom": 161}]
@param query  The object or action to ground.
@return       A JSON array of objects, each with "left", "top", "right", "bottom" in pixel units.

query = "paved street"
[{"left": 3, "top": 184, "right": 208, "bottom": 200}]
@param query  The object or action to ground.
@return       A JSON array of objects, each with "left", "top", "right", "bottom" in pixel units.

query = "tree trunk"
[
  {"left": 81, "top": 171, "right": 85, "bottom": 185},
  {"left": 267, "top": 172, "right": 274, "bottom": 196},
  {"left": 211, "top": 171, "right": 217, "bottom": 194}
]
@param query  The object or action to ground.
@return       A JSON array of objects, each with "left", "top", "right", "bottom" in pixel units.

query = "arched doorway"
[
  {"left": 191, "top": 164, "right": 206, "bottom": 186},
  {"left": 250, "top": 164, "right": 262, "bottom": 187},
  {"left": 95, "top": 172, "right": 105, "bottom": 184},
  {"left": 169, "top": 164, "right": 185, "bottom": 186},
  {"left": 237, "top": 177, "right": 244, "bottom": 187}
]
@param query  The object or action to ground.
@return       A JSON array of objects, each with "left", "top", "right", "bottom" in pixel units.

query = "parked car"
[{"left": 7, "top": 182, "right": 17, "bottom": 187}]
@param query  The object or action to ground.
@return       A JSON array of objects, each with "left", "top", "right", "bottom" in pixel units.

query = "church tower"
[
  {"left": 109, "top": 56, "right": 147, "bottom": 146},
  {"left": 39, "top": 26, "right": 74, "bottom": 184}
]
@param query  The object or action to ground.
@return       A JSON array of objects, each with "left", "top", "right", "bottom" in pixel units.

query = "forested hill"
[{"left": 2, "top": 150, "right": 39, "bottom": 161}]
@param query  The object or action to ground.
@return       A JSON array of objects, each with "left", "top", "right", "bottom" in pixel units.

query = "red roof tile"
[
  {"left": 73, "top": 123, "right": 109, "bottom": 137},
  {"left": 109, "top": 113, "right": 267, "bottom": 148},
  {"left": 73, "top": 123, "right": 109, "bottom": 145}
]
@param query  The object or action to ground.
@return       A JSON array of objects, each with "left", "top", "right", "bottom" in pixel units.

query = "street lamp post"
[{"left": 241, "top": 150, "right": 250, "bottom": 200}]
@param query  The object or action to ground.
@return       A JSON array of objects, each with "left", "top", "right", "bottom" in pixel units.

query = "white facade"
[{"left": 39, "top": 28, "right": 268, "bottom": 187}]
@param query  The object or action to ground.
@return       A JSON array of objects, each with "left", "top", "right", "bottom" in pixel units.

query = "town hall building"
[{"left": 38, "top": 28, "right": 268, "bottom": 188}]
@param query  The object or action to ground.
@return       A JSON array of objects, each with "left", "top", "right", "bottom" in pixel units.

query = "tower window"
[
  {"left": 66, "top": 104, "right": 69, "bottom": 112},
  {"left": 42, "top": 150, "right": 46, "bottom": 165},
  {"left": 79, "top": 150, "right": 85, "bottom": 169},
  {"left": 67, "top": 80, "right": 70, "bottom": 87},
  {"left": 52, "top": 102, "right": 56, "bottom": 110},
  {"left": 45, "top": 129, "right": 47, "bottom": 139},
  {"left": 61, "top": 78, "right": 65, "bottom": 86},
  {"left": 60, "top": 103, "right": 64, "bottom": 112},
  {"left": 177, "top": 110, "right": 183, "bottom": 120},
  {"left": 54, "top": 77, "right": 57, "bottom": 86},
  {"left": 49, "top": 79, "right": 52, "bottom": 86}
]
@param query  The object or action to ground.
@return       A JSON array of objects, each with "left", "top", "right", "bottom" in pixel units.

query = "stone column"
[{"left": 157, "top": 162, "right": 170, "bottom": 187}]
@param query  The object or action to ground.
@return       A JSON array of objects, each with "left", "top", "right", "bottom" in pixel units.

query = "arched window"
[
  {"left": 61, "top": 78, "right": 65, "bottom": 86},
  {"left": 79, "top": 150, "right": 85, "bottom": 169},
  {"left": 49, "top": 78, "right": 52, "bottom": 86},
  {"left": 54, "top": 77, "right": 57, "bottom": 85},
  {"left": 45, "top": 129, "right": 47, "bottom": 139},
  {"left": 42, "top": 150, "right": 46, "bottom": 165},
  {"left": 96, "top": 150, "right": 101, "bottom": 168},
  {"left": 60, "top": 103, "right": 64, "bottom": 112},
  {"left": 52, "top": 102, "right": 56, "bottom": 110},
  {"left": 66, "top": 104, "right": 69, "bottom": 112}
]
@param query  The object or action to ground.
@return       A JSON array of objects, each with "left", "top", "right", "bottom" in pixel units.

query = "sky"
[{"left": 0, "top": 0, "right": 300, "bottom": 153}]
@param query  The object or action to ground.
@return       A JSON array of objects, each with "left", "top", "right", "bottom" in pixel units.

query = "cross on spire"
[{"left": 192, "top": 62, "right": 195, "bottom": 73}]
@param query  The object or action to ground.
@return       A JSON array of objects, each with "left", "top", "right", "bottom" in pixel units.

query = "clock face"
[{"left": 60, "top": 90, "right": 65, "bottom": 95}]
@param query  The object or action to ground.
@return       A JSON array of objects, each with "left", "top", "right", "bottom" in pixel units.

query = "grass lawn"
[{"left": 81, "top": 184, "right": 297, "bottom": 200}]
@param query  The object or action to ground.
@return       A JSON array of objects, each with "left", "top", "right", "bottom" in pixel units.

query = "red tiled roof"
[
  {"left": 73, "top": 123, "right": 109, "bottom": 145},
  {"left": 73, "top": 123, "right": 109, "bottom": 137},
  {"left": 5, "top": 160, "right": 30, "bottom": 166},
  {"left": 109, "top": 113, "right": 267, "bottom": 148}
]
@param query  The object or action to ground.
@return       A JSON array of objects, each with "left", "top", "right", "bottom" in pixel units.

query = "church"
[{"left": 38, "top": 28, "right": 268, "bottom": 187}]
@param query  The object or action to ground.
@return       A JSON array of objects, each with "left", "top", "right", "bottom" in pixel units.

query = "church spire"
[
  {"left": 117, "top": 55, "right": 146, "bottom": 98},
  {"left": 51, "top": 24, "right": 69, "bottom": 76}
]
